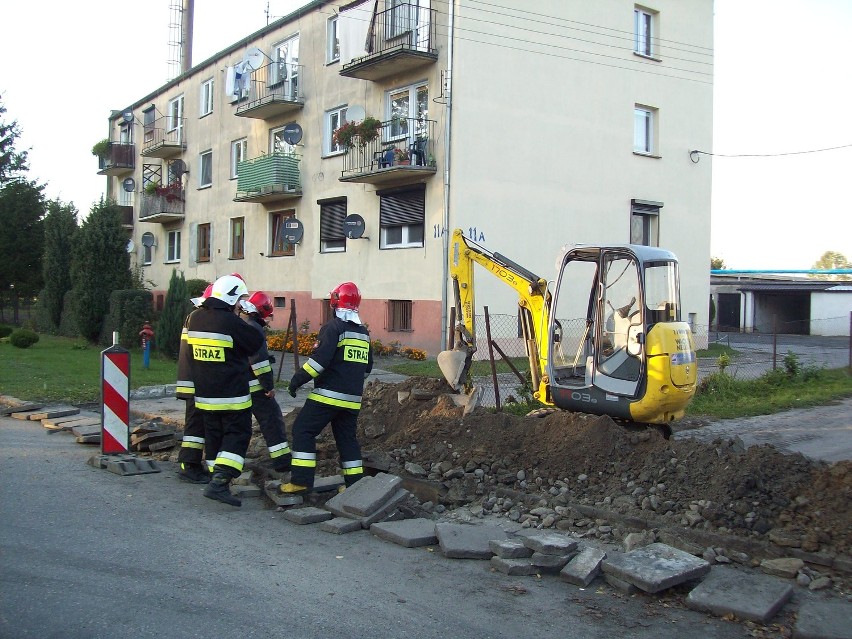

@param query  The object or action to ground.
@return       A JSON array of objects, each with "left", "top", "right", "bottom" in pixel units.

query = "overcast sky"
[{"left": 1, "top": 0, "right": 850, "bottom": 270}]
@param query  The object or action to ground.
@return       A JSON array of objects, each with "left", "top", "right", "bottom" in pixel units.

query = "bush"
[
  {"left": 102, "top": 289, "right": 154, "bottom": 348},
  {"left": 9, "top": 328, "right": 40, "bottom": 348},
  {"left": 0, "top": 324, "right": 12, "bottom": 338},
  {"left": 186, "top": 278, "right": 209, "bottom": 299}
]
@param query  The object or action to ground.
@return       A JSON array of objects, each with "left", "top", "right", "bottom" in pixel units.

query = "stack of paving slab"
[{"left": 5, "top": 404, "right": 103, "bottom": 445}]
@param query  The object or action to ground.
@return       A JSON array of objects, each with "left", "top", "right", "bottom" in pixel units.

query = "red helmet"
[
  {"left": 330, "top": 282, "right": 361, "bottom": 311},
  {"left": 229, "top": 272, "right": 245, "bottom": 282},
  {"left": 202, "top": 284, "right": 214, "bottom": 298},
  {"left": 242, "top": 291, "right": 274, "bottom": 320}
]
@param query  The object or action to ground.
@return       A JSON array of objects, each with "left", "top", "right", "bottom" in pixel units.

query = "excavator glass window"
[
  {"left": 597, "top": 254, "right": 642, "bottom": 384},
  {"left": 644, "top": 260, "right": 680, "bottom": 326}
]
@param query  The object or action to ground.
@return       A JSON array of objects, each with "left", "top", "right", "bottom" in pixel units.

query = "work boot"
[
  {"left": 178, "top": 463, "right": 210, "bottom": 484},
  {"left": 203, "top": 473, "right": 241, "bottom": 507},
  {"left": 279, "top": 482, "right": 308, "bottom": 496}
]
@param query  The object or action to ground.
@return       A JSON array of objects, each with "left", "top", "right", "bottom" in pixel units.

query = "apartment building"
[{"left": 99, "top": 0, "right": 714, "bottom": 356}]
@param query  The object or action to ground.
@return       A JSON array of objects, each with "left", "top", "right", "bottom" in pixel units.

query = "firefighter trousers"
[
  {"left": 289, "top": 399, "right": 364, "bottom": 489},
  {"left": 202, "top": 409, "right": 252, "bottom": 479},
  {"left": 251, "top": 391, "right": 291, "bottom": 469},
  {"left": 177, "top": 398, "right": 206, "bottom": 467}
]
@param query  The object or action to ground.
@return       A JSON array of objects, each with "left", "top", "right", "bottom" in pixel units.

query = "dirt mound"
[{"left": 344, "top": 377, "right": 851, "bottom": 558}]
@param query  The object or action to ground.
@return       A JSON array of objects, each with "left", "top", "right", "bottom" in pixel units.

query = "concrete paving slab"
[
  {"left": 231, "top": 484, "right": 261, "bottom": 498},
  {"left": 357, "top": 488, "right": 410, "bottom": 529},
  {"left": 530, "top": 551, "right": 575, "bottom": 575},
  {"left": 42, "top": 413, "right": 99, "bottom": 429},
  {"left": 489, "top": 539, "right": 533, "bottom": 559},
  {"left": 605, "top": 573, "right": 640, "bottom": 594},
  {"left": 319, "top": 517, "right": 363, "bottom": 534},
  {"left": 76, "top": 434, "right": 101, "bottom": 445},
  {"left": 793, "top": 599, "right": 852, "bottom": 639},
  {"left": 313, "top": 475, "right": 344, "bottom": 492},
  {"left": 370, "top": 518, "right": 438, "bottom": 548},
  {"left": 520, "top": 531, "right": 579, "bottom": 555},
  {"left": 685, "top": 565, "right": 794, "bottom": 624},
  {"left": 1, "top": 402, "right": 42, "bottom": 415},
  {"left": 87, "top": 454, "right": 160, "bottom": 475},
  {"left": 341, "top": 473, "right": 403, "bottom": 516},
  {"left": 45, "top": 417, "right": 100, "bottom": 431},
  {"left": 560, "top": 546, "right": 607, "bottom": 587},
  {"left": 601, "top": 543, "right": 710, "bottom": 594},
  {"left": 263, "top": 481, "right": 304, "bottom": 507},
  {"left": 435, "top": 522, "right": 510, "bottom": 559},
  {"left": 71, "top": 423, "right": 102, "bottom": 437},
  {"left": 282, "top": 507, "right": 334, "bottom": 525},
  {"left": 490, "top": 557, "right": 536, "bottom": 576},
  {"left": 26, "top": 407, "right": 79, "bottom": 421}
]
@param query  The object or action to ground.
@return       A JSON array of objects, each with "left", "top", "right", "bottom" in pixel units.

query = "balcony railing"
[
  {"left": 139, "top": 187, "right": 185, "bottom": 223},
  {"left": 340, "top": 4, "right": 437, "bottom": 81},
  {"left": 141, "top": 117, "right": 186, "bottom": 158},
  {"left": 339, "top": 117, "right": 436, "bottom": 185},
  {"left": 97, "top": 142, "right": 135, "bottom": 176},
  {"left": 234, "top": 152, "right": 302, "bottom": 203},
  {"left": 235, "top": 61, "right": 304, "bottom": 119}
]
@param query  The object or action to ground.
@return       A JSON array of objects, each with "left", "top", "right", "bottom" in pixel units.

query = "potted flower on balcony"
[
  {"left": 91, "top": 138, "right": 110, "bottom": 159},
  {"left": 393, "top": 147, "right": 410, "bottom": 165},
  {"left": 332, "top": 116, "right": 383, "bottom": 150}
]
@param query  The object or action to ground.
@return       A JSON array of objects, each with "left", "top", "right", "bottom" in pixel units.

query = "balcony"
[
  {"left": 140, "top": 118, "right": 186, "bottom": 158},
  {"left": 97, "top": 142, "right": 135, "bottom": 176},
  {"left": 139, "top": 186, "right": 185, "bottom": 223},
  {"left": 340, "top": 5, "right": 437, "bottom": 81},
  {"left": 235, "top": 62, "right": 304, "bottom": 120},
  {"left": 234, "top": 153, "right": 302, "bottom": 203},
  {"left": 118, "top": 205, "right": 134, "bottom": 229},
  {"left": 339, "top": 118, "right": 436, "bottom": 186}
]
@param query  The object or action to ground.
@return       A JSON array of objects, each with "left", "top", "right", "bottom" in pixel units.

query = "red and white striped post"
[{"left": 101, "top": 332, "right": 130, "bottom": 455}]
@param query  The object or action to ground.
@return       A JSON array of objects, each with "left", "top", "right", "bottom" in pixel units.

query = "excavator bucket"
[{"left": 437, "top": 348, "right": 469, "bottom": 391}]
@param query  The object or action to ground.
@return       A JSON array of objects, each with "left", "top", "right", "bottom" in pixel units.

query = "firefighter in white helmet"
[{"left": 186, "top": 274, "right": 263, "bottom": 506}]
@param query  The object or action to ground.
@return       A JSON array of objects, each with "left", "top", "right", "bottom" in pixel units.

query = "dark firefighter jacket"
[
  {"left": 244, "top": 314, "right": 274, "bottom": 394},
  {"left": 176, "top": 309, "right": 199, "bottom": 399}
]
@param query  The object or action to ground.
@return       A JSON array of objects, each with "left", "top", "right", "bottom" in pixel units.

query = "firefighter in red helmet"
[
  {"left": 239, "top": 291, "right": 291, "bottom": 473},
  {"left": 281, "top": 282, "right": 373, "bottom": 495}
]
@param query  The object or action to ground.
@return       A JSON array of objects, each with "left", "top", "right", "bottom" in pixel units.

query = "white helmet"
[{"left": 210, "top": 275, "right": 248, "bottom": 307}]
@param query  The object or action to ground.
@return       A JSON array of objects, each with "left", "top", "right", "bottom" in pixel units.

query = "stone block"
[
  {"left": 601, "top": 543, "right": 710, "bottom": 594},
  {"left": 2, "top": 402, "right": 42, "bottom": 416},
  {"left": 370, "top": 519, "right": 438, "bottom": 548},
  {"left": 341, "top": 473, "right": 403, "bottom": 516},
  {"left": 320, "top": 518, "right": 363, "bottom": 534},
  {"left": 560, "top": 546, "right": 607, "bottom": 587},
  {"left": 605, "top": 573, "right": 639, "bottom": 594},
  {"left": 489, "top": 539, "right": 533, "bottom": 559},
  {"left": 793, "top": 599, "right": 852, "bottom": 639},
  {"left": 358, "top": 489, "right": 410, "bottom": 529},
  {"left": 230, "top": 484, "right": 261, "bottom": 498},
  {"left": 530, "top": 551, "right": 575, "bottom": 574},
  {"left": 685, "top": 565, "right": 794, "bottom": 624},
  {"left": 760, "top": 557, "right": 804, "bottom": 579},
  {"left": 27, "top": 407, "right": 79, "bottom": 421},
  {"left": 490, "top": 556, "right": 536, "bottom": 576},
  {"left": 435, "top": 523, "right": 509, "bottom": 559},
  {"left": 520, "top": 531, "right": 579, "bottom": 555},
  {"left": 282, "top": 507, "right": 334, "bottom": 525}
]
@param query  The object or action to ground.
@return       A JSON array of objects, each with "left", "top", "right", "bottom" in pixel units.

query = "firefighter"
[
  {"left": 186, "top": 274, "right": 264, "bottom": 507},
  {"left": 175, "top": 283, "right": 213, "bottom": 483},
  {"left": 239, "top": 291, "right": 292, "bottom": 472},
  {"left": 280, "top": 282, "right": 373, "bottom": 495}
]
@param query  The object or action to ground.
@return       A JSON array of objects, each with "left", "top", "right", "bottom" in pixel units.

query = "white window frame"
[
  {"left": 634, "top": 7, "right": 654, "bottom": 58},
  {"left": 118, "top": 187, "right": 133, "bottom": 207},
  {"left": 200, "top": 78, "right": 214, "bottom": 117},
  {"left": 381, "top": 224, "right": 424, "bottom": 249},
  {"left": 633, "top": 105, "right": 656, "bottom": 155},
  {"left": 386, "top": 82, "right": 429, "bottom": 142},
  {"left": 325, "top": 106, "right": 348, "bottom": 156},
  {"left": 167, "top": 95, "right": 184, "bottom": 137},
  {"left": 271, "top": 34, "right": 299, "bottom": 97},
  {"left": 199, "top": 150, "right": 213, "bottom": 188},
  {"left": 166, "top": 229, "right": 181, "bottom": 262},
  {"left": 231, "top": 138, "right": 247, "bottom": 179},
  {"left": 142, "top": 243, "right": 153, "bottom": 266},
  {"left": 270, "top": 126, "right": 297, "bottom": 155},
  {"left": 327, "top": 15, "right": 340, "bottom": 63}
]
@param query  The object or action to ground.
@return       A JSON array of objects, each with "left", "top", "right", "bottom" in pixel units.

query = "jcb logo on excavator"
[{"left": 193, "top": 345, "right": 225, "bottom": 362}]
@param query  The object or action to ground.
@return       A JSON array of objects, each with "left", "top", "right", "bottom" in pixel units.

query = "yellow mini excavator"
[{"left": 438, "top": 229, "right": 697, "bottom": 428}]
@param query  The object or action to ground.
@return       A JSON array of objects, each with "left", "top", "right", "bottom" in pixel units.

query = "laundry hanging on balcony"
[{"left": 225, "top": 61, "right": 251, "bottom": 101}]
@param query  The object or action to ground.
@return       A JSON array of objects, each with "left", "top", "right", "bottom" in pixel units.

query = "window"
[
  {"left": 167, "top": 159, "right": 184, "bottom": 186},
  {"left": 199, "top": 150, "right": 212, "bottom": 188},
  {"left": 197, "top": 223, "right": 211, "bottom": 262},
  {"left": 143, "top": 163, "right": 162, "bottom": 190},
  {"left": 200, "top": 78, "right": 214, "bottom": 117},
  {"left": 270, "top": 125, "right": 297, "bottom": 155},
  {"left": 633, "top": 106, "right": 656, "bottom": 154},
  {"left": 387, "top": 82, "right": 428, "bottom": 140},
  {"left": 167, "top": 95, "right": 184, "bottom": 136},
  {"left": 118, "top": 187, "right": 133, "bottom": 207},
  {"left": 167, "top": 230, "right": 181, "bottom": 262},
  {"left": 325, "top": 106, "right": 348, "bottom": 155},
  {"left": 387, "top": 0, "right": 414, "bottom": 40},
  {"left": 388, "top": 300, "right": 413, "bottom": 332},
  {"left": 143, "top": 106, "right": 155, "bottom": 143},
  {"left": 327, "top": 15, "right": 340, "bottom": 63},
  {"left": 231, "top": 138, "right": 247, "bottom": 179},
  {"left": 379, "top": 187, "right": 425, "bottom": 249},
  {"left": 630, "top": 199, "right": 662, "bottom": 247},
  {"left": 274, "top": 297, "right": 286, "bottom": 309},
  {"left": 119, "top": 122, "right": 133, "bottom": 144},
  {"left": 272, "top": 35, "right": 299, "bottom": 98},
  {"left": 319, "top": 198, "right": 347, "bottom": 253},
  {"left": 142, "top": 243, "right": 153, "bottom": 266},
  {"left": 270, "top": 210, "right": 296, "bottom": 257},
  {"left": 230, "top": 217, "right": 245, "bottom": 259},
  {"left": 634, "top": 7, "right": 655, "bottom": 57}
]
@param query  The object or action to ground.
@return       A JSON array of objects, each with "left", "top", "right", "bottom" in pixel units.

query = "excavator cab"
[{"left": 546, "top": 244, "right": 697, "bottom": 424}]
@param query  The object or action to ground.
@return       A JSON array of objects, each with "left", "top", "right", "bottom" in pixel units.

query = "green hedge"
[
  {"left": 100, "top": 289, "right": 154, "bottom": 348},
  {"left": 10, "top": 328, "right": 40, "bottom": 348}
]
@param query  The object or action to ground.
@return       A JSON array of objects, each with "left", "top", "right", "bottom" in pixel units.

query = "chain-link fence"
[{"left": 462, "top": 312, "right": 852, "bottom": 410}]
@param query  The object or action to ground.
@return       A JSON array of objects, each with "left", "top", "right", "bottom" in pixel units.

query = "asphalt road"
[{"left": 0, "top": 415, "right": 749, "bottom": 639}]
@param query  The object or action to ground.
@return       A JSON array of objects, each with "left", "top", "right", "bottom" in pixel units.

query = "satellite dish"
[
  {"left": 282, "top": 123, "right": 303, "bottom": 146},
  {"left": 282, "top": 218, "right": 304, "bottom": 244},
  {"left": 343, "top": 214, "right": 365, "bottom": 239},
  {"left": 141, "top": 232, "right": 157, "bottom": 248},
  {"left": 347, "top": 104, "right": 366, "bottom": 122},
  {"left": 122, "top": 110, "right": 134, "bottom": 124},
  {"left": 171, "top": 159, "right": 188, "bottom": 175},
  {"left": 244, "top": 47, "right": 265, "bottom": 71},
  {"left": 126, "top": 239, "right": 136, "bottom": 253},
  {"left": 122, "top": 177, "right": 136, "bottom": 192}
]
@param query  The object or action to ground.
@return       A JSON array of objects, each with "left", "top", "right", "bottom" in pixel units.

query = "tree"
[
  {"left": 809, "top": 251, "right": 852, "bottom": 281},
  {"left": 156, "top": 269, "right": 189, "bottom": 359},
  {"left": 41, "top": 199, "right": 78, "bottom": 329},
  {"left": 710, "top": 257, "right": 726, "bottom": 270},
  {"left": 0, "top": 95, "right": 29, "bottom": 184},
  {"left": 0, "top": 180, "right": 45, "bottom": 315},
  {"left": 71, "top": 198, "right": 132, "bottom": 342}
]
